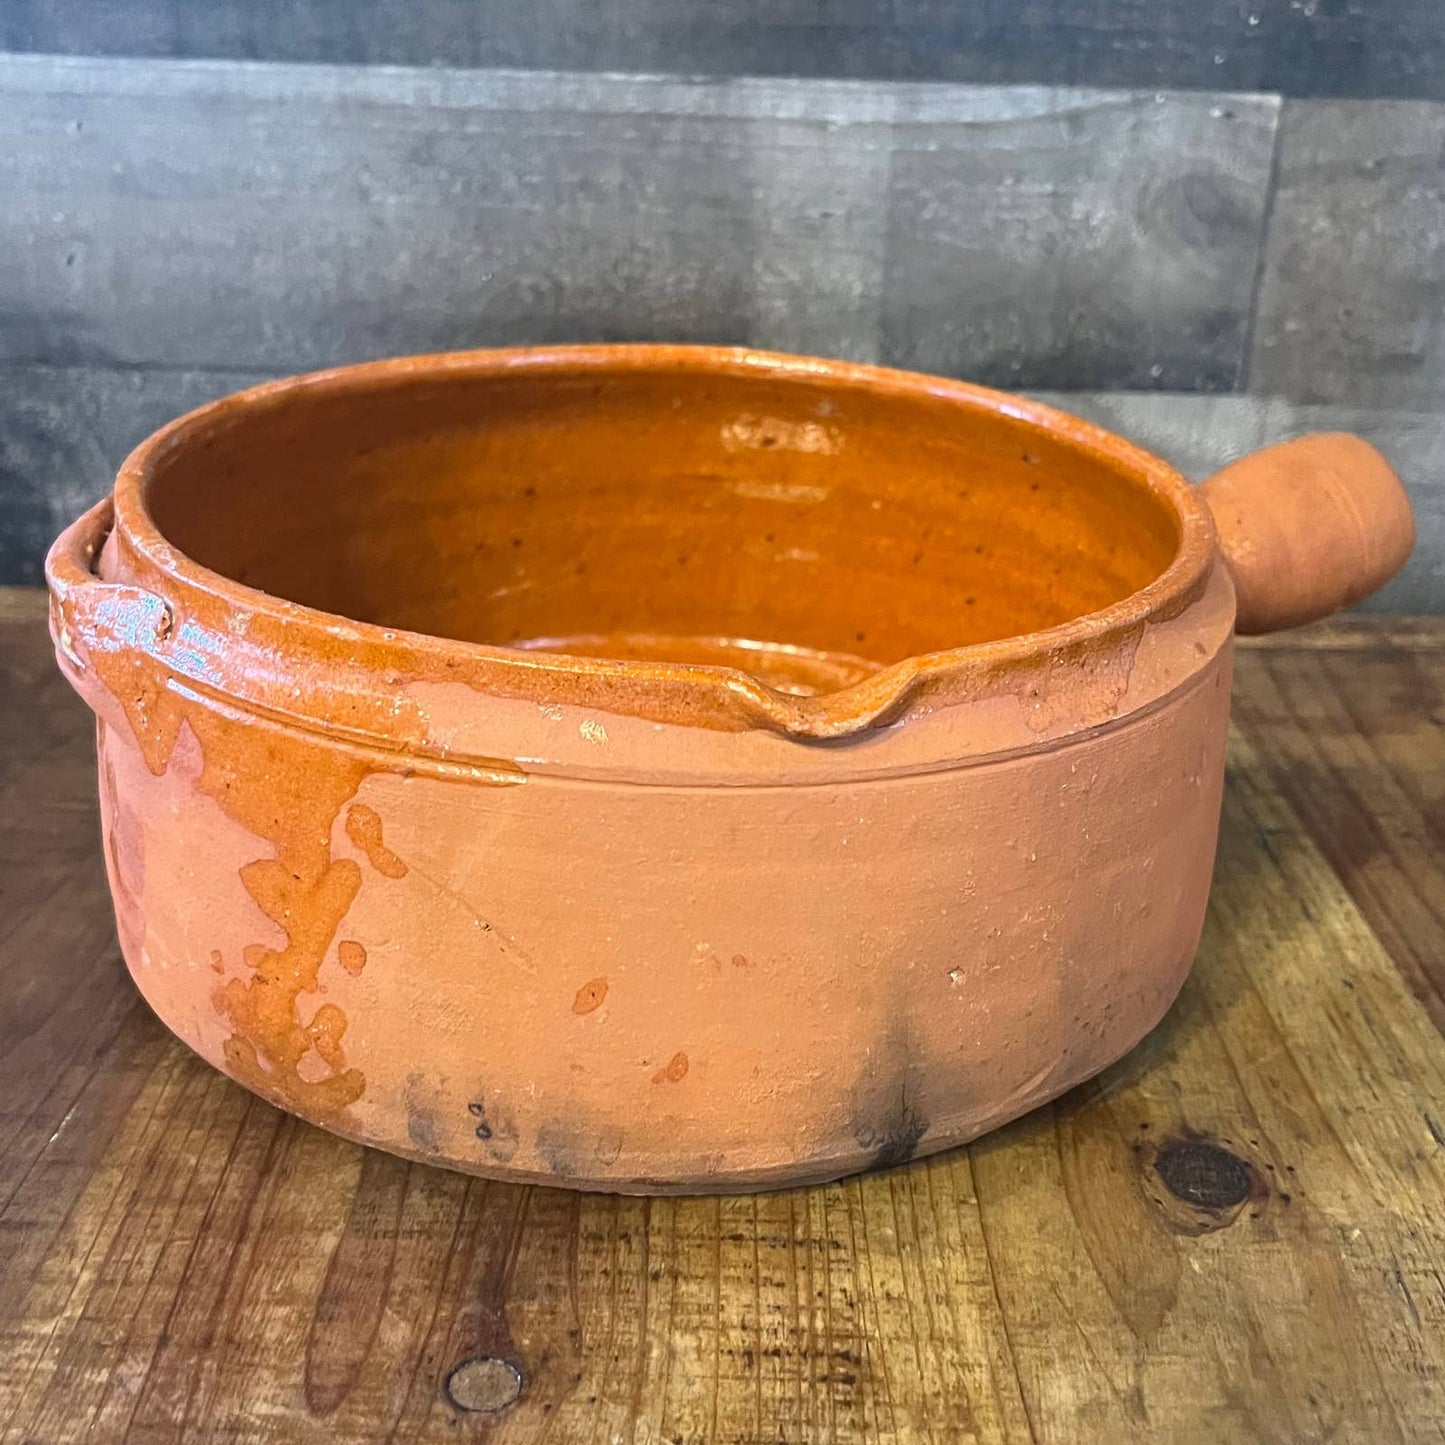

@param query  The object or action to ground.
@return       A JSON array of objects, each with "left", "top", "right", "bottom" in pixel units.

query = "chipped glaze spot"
[
  {"left": 345, "top": 803, "right": 409, "bottom": 879},
  {"left": 572, "top": 976, "right": 609, "bottom": 1014},
  {"left": 731, "top": 479, "right": 832, "bottom": 503},
  {"left": 653, "top": 1051, "right": 689, "bottom": 1084},
  {"left": 721, "top": 414, "right": 840, "bottom": 457},
  {"left": 337, "top": 940, "right": 367, "bottom": 975}
]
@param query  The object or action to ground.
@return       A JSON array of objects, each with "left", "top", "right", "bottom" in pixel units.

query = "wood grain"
[
  {"left": 1250, "top": 99, "right": 1445, "bottom": 408},
  {"left": 0, "top": 56, "right": 1275, "bottom": 385},
  {"left": 1231, "top": 630, "right": 1445, "bottom": 1036},
  {"left": 4, "top": 0, "right": 1444, "bottom": 103},
  {"left": 1, "top": 588, "right": 1443, "bottom": 1442}
]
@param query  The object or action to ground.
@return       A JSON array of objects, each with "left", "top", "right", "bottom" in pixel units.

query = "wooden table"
[{"left": 2, "top": 586, "right": 1443, "bottom": 1443}]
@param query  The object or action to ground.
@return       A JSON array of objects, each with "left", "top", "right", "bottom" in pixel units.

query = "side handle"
[
  {"left": 1200, "top": 433, "right": 1415, "bottom": 635},
  {"left": 45, "top": 498, "right": 173, "bottom": 680}
]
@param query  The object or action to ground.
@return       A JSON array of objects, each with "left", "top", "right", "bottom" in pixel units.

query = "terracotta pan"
[{"left": 46, "top": 347, "right": 1414, "bottom": 1193}]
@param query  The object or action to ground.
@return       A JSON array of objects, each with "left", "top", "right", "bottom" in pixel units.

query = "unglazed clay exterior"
[
  {"left": 47, "top": 348, "right": 1414, "bottom": 1192},
  {"left": 1201, "top": 432, "right": 1415, "bottom": 634}
]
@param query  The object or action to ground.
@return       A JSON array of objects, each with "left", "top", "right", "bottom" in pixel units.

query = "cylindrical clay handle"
[{"left": 1200, "top": 433, "right": 1415, "bottom": 635}]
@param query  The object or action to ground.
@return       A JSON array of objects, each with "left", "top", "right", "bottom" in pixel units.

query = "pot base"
[{"left": 209, "top": 973, "right": 1191, "bottom": 1197}]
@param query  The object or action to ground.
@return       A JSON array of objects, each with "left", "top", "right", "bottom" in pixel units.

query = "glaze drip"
[{"left": 89, "top": 642, "right": 385, "bottom": 1120}]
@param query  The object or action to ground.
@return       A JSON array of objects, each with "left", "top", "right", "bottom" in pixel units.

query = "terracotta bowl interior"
[{"left": 142, "top": 362, "right": 1183, "bottom": 696}]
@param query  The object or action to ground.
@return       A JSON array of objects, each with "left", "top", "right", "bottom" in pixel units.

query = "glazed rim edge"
[{"left": 105, "top": 346, "right": 1222, "bottom": 754}]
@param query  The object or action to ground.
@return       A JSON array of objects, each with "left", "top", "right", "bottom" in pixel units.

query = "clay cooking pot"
[{"left": 47, "top": 347, "right": 1415, "bottom": 1192}]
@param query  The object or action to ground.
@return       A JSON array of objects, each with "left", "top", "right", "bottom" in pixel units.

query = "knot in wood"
[{"left": 1154, "top": 1139, "right": 1253, "bottom": 1209}]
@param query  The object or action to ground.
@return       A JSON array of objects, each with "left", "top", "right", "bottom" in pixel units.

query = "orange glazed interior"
[{"left": 146, "top": 360, "right": 1182, "bottom": 695}]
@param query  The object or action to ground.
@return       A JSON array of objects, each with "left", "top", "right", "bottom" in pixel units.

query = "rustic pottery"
[{"left": 46, "top": 347, "right": 1415, "bottom": 1193}]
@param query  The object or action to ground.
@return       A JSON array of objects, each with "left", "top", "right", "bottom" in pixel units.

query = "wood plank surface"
[
  {"left": 0, "top": 55, "right": 1276, "bottom": 388},
  {"left": 1250, "top": 99, "right": 1445, "bottom": 408},
  {"left": 4, "top": 0, "right": 1444, "bottom": 103},
  {"left": 1, "top": 587, "right": 1443, "bottom": 1442}
]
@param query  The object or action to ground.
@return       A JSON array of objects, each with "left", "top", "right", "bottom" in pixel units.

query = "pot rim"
[{"left": 108, "top": 345, "right": 1220, "bottom": 742}]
